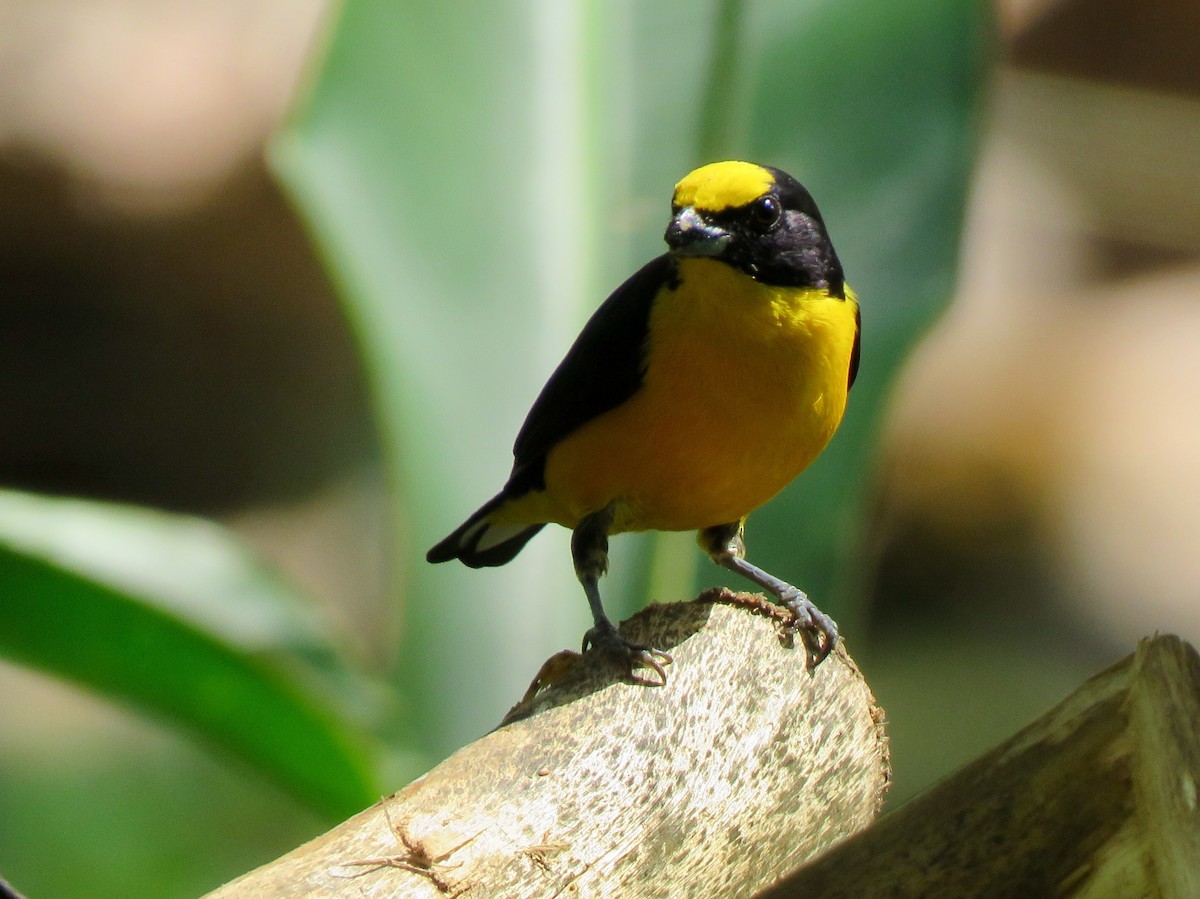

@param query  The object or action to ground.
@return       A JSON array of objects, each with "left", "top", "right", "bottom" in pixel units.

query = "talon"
[{"left": 583, "top": 621, "right": 673, "bottom": 685}]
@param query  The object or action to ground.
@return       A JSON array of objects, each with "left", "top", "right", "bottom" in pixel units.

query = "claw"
[
  {"left": 780, "top": 589, "right": 839, "bottom": 666},
  {"left": 583, "top": 621, "right": 673, "bottom": 685}
]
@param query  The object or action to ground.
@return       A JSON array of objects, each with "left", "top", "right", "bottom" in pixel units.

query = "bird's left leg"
[
  {"left": 573, "top": 504, "right": 672, "bottom": 684},
  {"left": 699, "top": 520, "right": 839, "bottom": 666}
]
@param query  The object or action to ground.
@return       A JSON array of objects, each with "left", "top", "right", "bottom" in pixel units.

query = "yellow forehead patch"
[{"left": 672, "top": 161, "right": 775, "bottom": 213}]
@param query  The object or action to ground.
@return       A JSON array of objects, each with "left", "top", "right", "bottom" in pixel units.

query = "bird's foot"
[
  {"left": 778, "top": 587, "right": 840, "bottom": 667},
  {"left": 582, "top": 620, "right": 672, "bottom": 685}
]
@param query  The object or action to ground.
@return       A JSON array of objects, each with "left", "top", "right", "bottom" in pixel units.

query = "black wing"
[
  {"left": 506, "top": 254, "right": 677, "bottom": 495},
  {"left": 848, "top": 301, "right": 861, "bottom": 391}
]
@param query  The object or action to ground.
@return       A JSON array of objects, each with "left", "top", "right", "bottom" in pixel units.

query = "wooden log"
[
  {"left": 758, "top": 634, "right": 1200, "bottom": 899},
  {"left": 207, "top": 591, "right": 890, "bottom": 897}
]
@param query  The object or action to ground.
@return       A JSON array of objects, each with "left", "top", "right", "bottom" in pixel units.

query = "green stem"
[{"left": 696, "top": 0, "right": 745, "bottom": 162}]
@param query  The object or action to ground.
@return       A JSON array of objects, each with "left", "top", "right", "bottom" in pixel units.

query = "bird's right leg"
[
  {"left": 699, "top": 520, "right": 839, "bottom": 667},
  {"left": 573, "top": 504, "right": 672, "bottom": 684}
]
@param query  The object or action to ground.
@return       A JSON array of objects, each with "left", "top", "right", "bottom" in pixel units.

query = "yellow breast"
[{"left": 539, "top": 258, "right": 858, "bottom": 532}]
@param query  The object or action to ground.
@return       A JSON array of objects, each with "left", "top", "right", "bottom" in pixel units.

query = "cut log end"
[{"left": 761, "top": 634, "right": 1200, "bottom": 899}]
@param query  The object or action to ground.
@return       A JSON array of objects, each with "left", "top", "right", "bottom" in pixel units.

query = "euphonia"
[{"left": 428, "top": 161, "right": 860, "bottom": 682}]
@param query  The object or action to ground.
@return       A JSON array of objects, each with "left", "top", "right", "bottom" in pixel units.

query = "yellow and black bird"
[{"left": 428, "top": 160, "right": 860, "bottom": 681}]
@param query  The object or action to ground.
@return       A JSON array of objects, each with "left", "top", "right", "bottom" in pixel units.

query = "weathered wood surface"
[
  {"left": 208, "top": 592, "right": 890, "bottom": 897},
  {"left": 760, "top": 634, "right": 1200, "bottom": 899}
]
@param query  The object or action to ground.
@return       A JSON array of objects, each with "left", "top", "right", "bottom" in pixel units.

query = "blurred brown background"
[
  {"left": 0, "top": 0, "right": 389, "bottom": 647},
  {"left": 860, "top": 0, "right": 1200, "bottom": 794},
  {"left": 0, "top": 5, "right": 382, "bottom": 890},
  {"left": 874, "top": 0, "right": 1200, "bottom": 645}
]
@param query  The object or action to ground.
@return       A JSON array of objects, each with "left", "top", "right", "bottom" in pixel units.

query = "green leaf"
[
  {"left": 0, "top": 489, "right": 379, "bottom": 818},
  {"left": 274, "top": 1, "right": 659, "bottom": 752}
]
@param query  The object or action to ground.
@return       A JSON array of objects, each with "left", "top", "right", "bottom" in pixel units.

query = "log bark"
[
  {"left": 208, "top": 591, "right": 890, "bottom": 897},
  {"left": 758, "top": 634, "right": 1200, "bottom": 899}
]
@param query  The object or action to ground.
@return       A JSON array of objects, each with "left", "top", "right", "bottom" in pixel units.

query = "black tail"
[{"left": 427, "top": 492, "right": 545, "bottom": 568}]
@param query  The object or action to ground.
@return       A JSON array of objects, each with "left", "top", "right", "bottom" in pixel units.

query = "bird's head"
[{"left": 665, "top": 161, "right": 844, "bottom": 296}]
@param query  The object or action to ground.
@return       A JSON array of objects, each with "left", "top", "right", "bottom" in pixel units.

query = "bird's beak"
[{"left": 664, "top": 206, "right": 731, "bottom": 257}]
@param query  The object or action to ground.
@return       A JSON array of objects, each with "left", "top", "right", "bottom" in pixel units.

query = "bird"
[{"left": 427, "top": 160, "right": 860, "bottom": 683}]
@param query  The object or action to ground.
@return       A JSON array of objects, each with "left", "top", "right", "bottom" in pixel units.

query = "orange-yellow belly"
[{"left": 507, "top": 258, "right": 857, "bottom": 533}]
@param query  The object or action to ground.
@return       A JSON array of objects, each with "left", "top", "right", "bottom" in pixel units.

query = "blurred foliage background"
[{"left": 1, "top": 1, "right": 1198, "bottom": 896}]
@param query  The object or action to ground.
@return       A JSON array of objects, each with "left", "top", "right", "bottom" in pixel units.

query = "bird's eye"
[{"left": 750, "top": 196, "right": 781, "bottom": 230}]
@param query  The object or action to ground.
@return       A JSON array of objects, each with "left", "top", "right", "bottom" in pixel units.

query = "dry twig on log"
[{"left": 208, "top": 591, "right": 890, "bottom": 898}]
